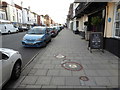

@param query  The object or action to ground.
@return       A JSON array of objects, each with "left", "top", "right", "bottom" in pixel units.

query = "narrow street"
[
  {"left": 4, "top": 28, "right": 118, "bottom": 89},
  {"left": 0, "top": 0, "right": 120, "bottom": 90}
]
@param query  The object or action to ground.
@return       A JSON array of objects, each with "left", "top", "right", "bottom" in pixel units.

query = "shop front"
[
  {"left": 75, "top": 2, "right": 107, "bottom": 40},
  {"left": 85, "top": 3, "right": 107, "bottom": 40},
  {"left": 104, "top": 2, "right": 120, "bottom": 58},
  {"left": 75, "top": 2, "right": 120, "bottom": 58}
]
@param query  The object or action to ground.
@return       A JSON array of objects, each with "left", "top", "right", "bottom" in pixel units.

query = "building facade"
[
  {"left": 68, "top": 1, "right": 120, "bottom": 58},
  {"left": 0, "top": 1, "right": 56, "bottom": 28}
]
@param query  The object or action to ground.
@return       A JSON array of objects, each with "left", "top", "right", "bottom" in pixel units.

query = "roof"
[{"left": 33, "top": 26, "right": 46, "bottom": 28}]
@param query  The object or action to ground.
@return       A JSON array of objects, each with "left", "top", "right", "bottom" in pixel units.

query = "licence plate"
[{"left": 27, "top": 42, "right": 34, "bottom": 45}]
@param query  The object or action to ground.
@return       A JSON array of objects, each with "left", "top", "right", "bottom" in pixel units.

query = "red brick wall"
[{"left": 37, "top": 15, "right": 41, "bottom": 26}]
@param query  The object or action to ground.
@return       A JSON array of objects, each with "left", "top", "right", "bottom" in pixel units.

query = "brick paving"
[{"left": 12, "top": 28, "right": 119, "bottom": 89}]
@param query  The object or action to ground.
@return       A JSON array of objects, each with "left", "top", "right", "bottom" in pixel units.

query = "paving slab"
[
  {"left": 59, "top": 70, "right": 72, "bottom": 76},
  {"left": 34, "top": 70, "right": 48, "bottom": 76},
  {"left": 50, "top": 77, "right": 65, "bottom": 85},
  {"left": 65, "top": 77, "right": 80, "bottom": 86},
  {"left": 35, "top": 76, "right": 52, "bottom": 85},
  {"left": 21, "top": 76, "right": 38, "bottom": 85},
  {"left": 94, "top": 77, "right": 111, "bottom": 86},
  {"left": 47, "top": 69, "right": 60, "bottom": 76}
]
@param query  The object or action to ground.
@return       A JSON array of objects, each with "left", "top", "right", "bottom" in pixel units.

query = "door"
[
  {"left": 0, "top": 60, "right": 2, "bottom": 89},
  {"left": 45, "top": 30, "right": 51, "bottom": 42},
  {"left": 2, "top": 53, "right": 11, "bottom": 85}
]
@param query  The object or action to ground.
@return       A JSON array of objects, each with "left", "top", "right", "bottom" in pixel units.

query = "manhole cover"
[
  {"left": 79, "top": 76, "right": 89, "bottom": 81},
  {"left": 55, "top": 54, "right": 66, "bottom": 59},
  {"left": 61, "top": 62, "right": 83, "bottom": 71}
]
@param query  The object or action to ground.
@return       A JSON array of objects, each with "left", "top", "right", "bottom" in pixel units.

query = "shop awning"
[{"left": 75, "top": 2, "right": 107, "bottom": 18}]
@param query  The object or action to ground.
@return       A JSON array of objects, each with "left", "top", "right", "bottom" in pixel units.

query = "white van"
[{"left": 0, "top": 20, "right": 18, "bottom": 34}]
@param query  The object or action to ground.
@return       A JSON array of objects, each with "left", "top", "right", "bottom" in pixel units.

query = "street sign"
[{"left": 88, "top": 32, "right": 104, "bottom": 53}]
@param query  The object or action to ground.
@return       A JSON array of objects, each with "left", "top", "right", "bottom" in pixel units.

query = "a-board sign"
[{"left": 90, "top": 32, "right": 103, "bottom": 49}]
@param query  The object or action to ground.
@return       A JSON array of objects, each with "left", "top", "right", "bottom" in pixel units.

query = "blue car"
[{"left": 22, "top": 26, "right": 51, "bottom": 47}]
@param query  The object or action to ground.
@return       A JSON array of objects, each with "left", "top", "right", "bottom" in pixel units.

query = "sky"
[{"left": 3, "top": 0, "right": 74, "bottom": 24}]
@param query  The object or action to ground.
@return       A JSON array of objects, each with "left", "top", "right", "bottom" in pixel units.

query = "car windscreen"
[
  {"left": 27, "top": 28, "right": 45, "bottom": 34},
  {"left": 47, "top": 28, "right": 53, "bottom": 31}
]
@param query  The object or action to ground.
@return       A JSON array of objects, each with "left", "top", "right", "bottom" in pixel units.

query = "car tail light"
[{"left": 51, "top": 31, "right": 55, "bottom": 33}]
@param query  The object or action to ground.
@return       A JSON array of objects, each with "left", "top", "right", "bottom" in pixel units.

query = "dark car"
[
  {"left": 57, "top": 27, "right": 61, "bottom": 32},
  {"left": 18, "top": 26, "right": 28, "bottom": 32},
  {"left": 47, "top": 27, "right": 58, "bottom": 37},
  {"left": 22, "top": 26, "right": 51, "bottom": 47}
]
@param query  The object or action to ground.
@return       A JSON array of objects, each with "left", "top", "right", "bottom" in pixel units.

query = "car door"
[
  {"left": 0, "top": 52, "right": 2, "bottom": 89},
  {"left": 2, "top": 52, "right": 11, "bottom": 85},
  {"left": 45, "top": 29, "right": 50, "bottom": 42}
]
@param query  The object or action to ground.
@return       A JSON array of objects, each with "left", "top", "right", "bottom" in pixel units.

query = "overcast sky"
[{"left": 3, "top": 0, "right": 74, "bottom": 24}]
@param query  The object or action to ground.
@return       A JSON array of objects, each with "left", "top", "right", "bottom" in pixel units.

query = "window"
[
  {"left": 114, "top": 3, "right": 120, "bottom": 38},
  {"left": 13, "top": 16, "right": 15, "bottom": 21}
]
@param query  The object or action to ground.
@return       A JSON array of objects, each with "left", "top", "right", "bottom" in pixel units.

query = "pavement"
[{"left": 5, "top": 28, "right": 119, "bottom": 89}]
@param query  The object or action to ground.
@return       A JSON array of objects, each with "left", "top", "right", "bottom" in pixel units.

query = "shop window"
[{"left": 115, "top": 3, "right": 120, "bottom": 38}]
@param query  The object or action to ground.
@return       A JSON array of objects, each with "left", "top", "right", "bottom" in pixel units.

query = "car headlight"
[
  {"left": 16, "top": 51, "right": 20, "bottom": 54},
  {"left": 36, "top": 38, "right": 42, "bottom": 41},
  {"left": 23, "top": 38, "right": 26, "bottom": 41}
]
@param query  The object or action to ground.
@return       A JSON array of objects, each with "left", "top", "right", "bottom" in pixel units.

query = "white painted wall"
[
  {"left": 7, "top": 5, "right": 14, "bottom": 21},
  {"left": 72, "top": 3, "right": 79, "bottom": 31},
  {"left": 73, "top": 18, "right": 76, "bottom": 31},
  {"left": 40, "top": 16, "right": 45, "bottom": 25},
  {"left": 22, "top": 8, "right": 27, "bottom": 24},
  {"left": 16, "top": 8, "right": 22, "bottom": 23},
  {"left": 0, "top": 11, "right": 6, "bottom": 20},
  {"left": 78, "top": 15, "right": 88, "bottom": 32}
]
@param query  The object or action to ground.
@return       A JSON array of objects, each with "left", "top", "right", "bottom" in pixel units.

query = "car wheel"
[
  {"left": 43, "top": 41, "right": 47, "bottom": 47},
  {"left": 11, "top": 62, "right": 21, "bottom": 80},
  {"left": 8, "top": 31, "right": 11, "bottom": 34},
  {"left": 49, "top": 38, "right": 51, "bottom": 42}
]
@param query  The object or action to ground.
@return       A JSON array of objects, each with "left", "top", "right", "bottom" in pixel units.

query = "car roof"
[
  {"left": 47, "top": 27, "right": 53, "bottom": 28},
  {"left": 33, "top": 26, "right": 46, "bottom": 29}
]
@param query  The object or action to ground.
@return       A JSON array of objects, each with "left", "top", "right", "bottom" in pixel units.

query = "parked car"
[
  {"left": 0, "top": 20, "right": 18, "bottom": 34},
  {"left": 47, "top": 27, "right": 58, "bottom": 37},
  {"left": 53, "top": 26, "right": 59, "bottom": 34},
  {"left": 0, "top": 48, "right": 22, "bottom": 89},
  {"left": 57, "top": 27, "right": 61, "bottom": 32},
  {"left": 18, "top": 26, "right": 28, "bottom": 32},
  {"left": 60, "top": 26, "right": 64, "bottom": 30},
  {"left": 0, "top": 24, "right": 18, "bottom": 34},
  {"left": 22, "top": 26, "right": 51, "bottom": 47}
]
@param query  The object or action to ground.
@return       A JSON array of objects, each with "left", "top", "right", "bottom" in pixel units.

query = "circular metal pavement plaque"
[
  {"left": 55, "top": 54, "right": 66, "bottom": 59},
  {"left": 61, "top": 62, "right": 83, "bottom": 71},
  {"left": 79, "top": 76, "right": 89, "bottom": 81}
]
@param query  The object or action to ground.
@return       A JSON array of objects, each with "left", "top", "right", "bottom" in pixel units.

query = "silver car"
[{"left": 0, "top": 48, "right": 22, "bottom": 89}]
